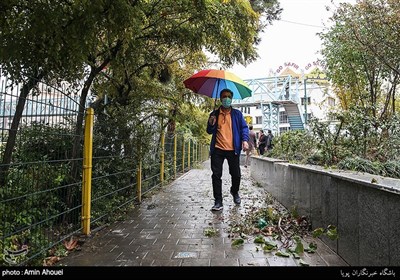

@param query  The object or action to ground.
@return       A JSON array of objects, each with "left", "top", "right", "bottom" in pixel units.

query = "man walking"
[{"left": 207, "top": 88, "right": 249, "bottom": 211}]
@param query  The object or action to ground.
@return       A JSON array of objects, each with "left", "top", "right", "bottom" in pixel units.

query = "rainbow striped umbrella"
[{"left": 183, "top": 69, "right": 252, "bottom": 99}]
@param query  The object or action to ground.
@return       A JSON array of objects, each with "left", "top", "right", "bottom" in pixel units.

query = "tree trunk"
[{"left": 0, "top": 72, "right": 44, "bottom": 187}]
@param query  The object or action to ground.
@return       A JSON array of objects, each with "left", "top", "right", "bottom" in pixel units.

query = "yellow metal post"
[
  {"left": 160, "top": 130, "right": 165, "bottom": 184},
  {"left": 187, "top": 140, "right": 191, "bottom": 170},
  {"left": 173, "top": 134, "right": 177, "bottom": 178},
  {"left": 81, "top": 107, "right": 94, "bottom": 235},
  {"left": 137, "top": 160, "right": 142, "bottom": 203},
  {"left": 182, "top": 139, "right": 185, "bottom": 172},
  {"left": 193, "top": 142, "right": 195, "bottom": 164},
  {"left": 195, "top": 142, "right": 197, "bottom": 164}
]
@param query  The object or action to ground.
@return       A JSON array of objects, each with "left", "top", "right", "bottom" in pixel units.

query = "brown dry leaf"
[
  {"left": 263, "top": 226, "right": 274, "bottom": 236},
  {"left": 63, "top": 237, "right": 78, "bottom": 251},
  {"left": 43, "top": 256, "right": 60, "bottom": 266}
]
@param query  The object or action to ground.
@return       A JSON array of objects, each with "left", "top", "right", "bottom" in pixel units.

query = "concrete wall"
[{"left": 250, "top": 156, "right": 400, "bottom": 266}]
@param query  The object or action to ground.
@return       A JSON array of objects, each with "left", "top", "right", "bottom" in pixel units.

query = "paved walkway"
[{"left": 59, "top": 160, "right": 347, "bottom": 267}]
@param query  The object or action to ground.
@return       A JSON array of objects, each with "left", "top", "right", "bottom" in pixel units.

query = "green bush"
[
  {"left": 382, "top": 161, "right": 400, "bottom": 179},
  {"left": 337, "top": 157, "right": 382, "bottom": 175},
  {"left": 269, "top": 130, "right": 316, "bottom": 163}
]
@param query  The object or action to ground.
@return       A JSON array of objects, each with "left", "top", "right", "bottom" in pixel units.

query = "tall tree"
[
  {"left": 86, "top": 0, "right": 282, "bottom": 156},
  {"left": 319, "top": 0, "right": 400, "bottom": 159},
  {"left": 0, "top": 0, "right": 87, "bottom": 185},
  {"left": 320, "top": 0, "right": 399, "bottom": 118},
  {"left": 1, "top": 0, "right": 282, "bottom": 184}
]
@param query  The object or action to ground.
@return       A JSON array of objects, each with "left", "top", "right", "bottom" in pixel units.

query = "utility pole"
[
  {"left": 303, "top": 76, "right": 329, "bottom": 127},
  {"left": 303, "top": 78, "right": 308, "bottom": 125}
]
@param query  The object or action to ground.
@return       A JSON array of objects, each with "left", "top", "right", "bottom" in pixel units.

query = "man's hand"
[
  {"left": 208, "top": 115, "right": 216, "bottom": 126},
  {"left": 242, "top": 141, "right": 249, "bottom": 151}
]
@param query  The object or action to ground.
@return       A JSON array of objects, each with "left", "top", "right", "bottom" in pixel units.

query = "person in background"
[
  {"left": 207, "top": 88, "right": 249, "bottom": 211},
  {"left": 266, "top": 129, "right": 274, "bottom": 152},
  {"left": 245, "top": 125, "right": 256, "bottom": 168},
  {"left": 258, "top": 129, "right": 267, "bottom": 155}
]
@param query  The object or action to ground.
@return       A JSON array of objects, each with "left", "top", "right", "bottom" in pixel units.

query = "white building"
[{"left": 232, "top": 64, "right": 337, "bottom": 138}]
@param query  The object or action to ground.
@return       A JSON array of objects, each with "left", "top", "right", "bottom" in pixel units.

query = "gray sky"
[{"left": 229, "top": 0, "right": 356, "bottom": 79}]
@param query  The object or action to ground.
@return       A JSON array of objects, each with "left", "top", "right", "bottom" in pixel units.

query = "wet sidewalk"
[{"left": 59, "top": 160, "right": 347, "bottom": 267}]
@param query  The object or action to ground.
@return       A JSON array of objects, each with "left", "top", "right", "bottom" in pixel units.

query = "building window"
[
  {"left": 279, "top": 111, "right": 288, "bottom": 123},
  {"left": 241, "top": 106, "right": 251, "bottom": 114},
  {"left": 328, "top": 97, "right": 335, "bottom": 106},
  {"left": 256, "top": 116, "right": 262, "bottom": 124},
  {"left": 301, "top": 97, "right": 311, "bottom": 105}
]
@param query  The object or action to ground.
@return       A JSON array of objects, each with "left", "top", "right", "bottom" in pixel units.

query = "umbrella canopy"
[{"left": 183, "top": 69, "right": 252, "bottom": 99}]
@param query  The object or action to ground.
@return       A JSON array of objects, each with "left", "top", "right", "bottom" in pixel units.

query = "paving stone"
[
  {"left": 238, "top": 258, "right": 269, "bottom": 266},
  {"left": 58, "top": 160, "right": 347, "bottom": 267}
]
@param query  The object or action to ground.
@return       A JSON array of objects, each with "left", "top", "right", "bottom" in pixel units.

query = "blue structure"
[{"left": 232, "top": 74, "right": 304, "bottom": 135}]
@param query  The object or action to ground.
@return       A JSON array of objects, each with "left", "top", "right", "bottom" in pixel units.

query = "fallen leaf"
[
  {"left": 231, "top": 238, "right": 244, "bottom": 247},
  {"left": 299, "top": 259, "right": 310, "bottom": 266},
  {"left": 275, "top": 250, "right": 290, "bottom": 257},
  {"left": 63, "top": 237, "right": 78, "bottom": 251},
  {"left": 43, "top": 256, "right": 60, "bottom": 266}
]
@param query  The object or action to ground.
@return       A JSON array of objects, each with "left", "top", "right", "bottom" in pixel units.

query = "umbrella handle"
[
  {"left": 213, "top": 78, "right": 220, "bottom": 111},
  {"left": 213, "top": 98, "right": 217, "bottom": 112}
]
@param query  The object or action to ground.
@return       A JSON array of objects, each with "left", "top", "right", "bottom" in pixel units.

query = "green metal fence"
[
  {"left": 0, "top": 72, "right": 209, "bottom": 265},
  {"left": 0, "top": 72, "right": 84, "bottom": 265}
]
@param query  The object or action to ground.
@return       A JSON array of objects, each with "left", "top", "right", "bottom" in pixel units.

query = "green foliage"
[
  {"left": 231, "top": 238, "right": 244, "bottom": 247},
  {"left": 275, "top": 250, "right": 290, "bottom": 257},
  {"left": 204, "top": 228, "right": 219, "bottom": 237},
  {"left": 14, "top": 123, "right": 74, "bottom": 163},
  {"left": 254, "top": 235, "right": 265, "bottom": 244},
  {"left": 320, "top": 0, "right": 399, "bottom": 117},
  {"left": 337, "top": 157, "right": 382, "bottom": 176},
  {"left": 176, "top": 103, "right": 211, "bottom": 145},
  {"left": 313, "top": 225, "right": 339, "bottom": 241},
  {"left": 326, "top": 225, "right": 338, "bottom": 241},
  {"left": 293, "top": 236, "right": 304, "bottom": 254},
  {"left": 306, "top": 151, "right": 325, "bottom": 165},
  {"left": 299, "top": 259, "right": 310, "bottom": 266},
  {"left": 270, "top": 107, "right": 400, "bottom": 179},
  {"left": 383, "top": 161, "right": 400, "bottom": 179},
  {"left": 269, "top": 130, "right": 316, "bottom": 163},
  {"left": 317, "top": 0, "right": 400, "bottom": 178},
  {"left": 0, "top": 230, "right": 48, "bottom": 266},
  {"left": 290, "top": 206, "right": 299, "bottom": 219},
  {"left": 53, "top": 244, "right": 68, "bottom": 258},
  {"left": 262, "top": 240, "right": 277, "bottom": 252},
  {"left": 312, "top": 228, "right": 324, "bottom": 238},
  {"left": 308, "top": 116, "right": 344, "bottom": 165},
  {"left": 1, "top": 123, "right": 76, "bottom": 265}
]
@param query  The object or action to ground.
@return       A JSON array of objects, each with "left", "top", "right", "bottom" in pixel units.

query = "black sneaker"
[
  {"left": 211, "top": 201, "right": 223, "bottom": 211},
  {"left": 230, "top": 191, "right": 241, "bottom": 205}
]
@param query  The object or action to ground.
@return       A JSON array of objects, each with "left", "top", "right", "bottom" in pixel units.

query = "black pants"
[
  {"left": 259, "top": 144, "right": 266, "bottom": 155},
  {"left": 210, "top": 148, "right": 241, "bottom": 203}
]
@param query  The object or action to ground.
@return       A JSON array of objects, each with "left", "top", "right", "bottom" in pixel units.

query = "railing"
[{"left": 0, "top": 73, "right": 209, "bottom": 266}]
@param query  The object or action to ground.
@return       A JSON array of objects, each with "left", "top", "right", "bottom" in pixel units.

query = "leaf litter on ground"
[{"left": 226, "top": 189, "right": 317, "bottom": 266}]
